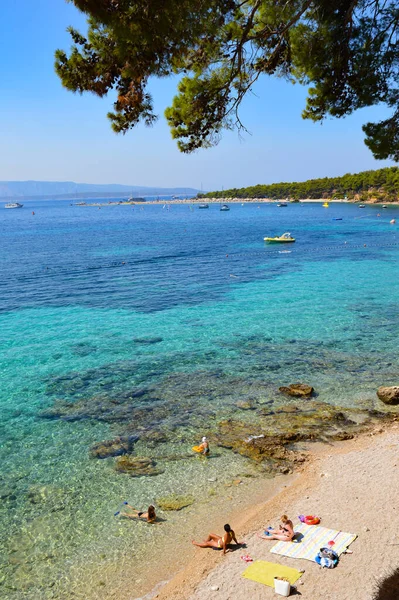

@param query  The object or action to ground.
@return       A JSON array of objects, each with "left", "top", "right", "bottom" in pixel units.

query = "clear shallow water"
[{"left": 0, "top": 200, "right": 398, "bottom": 598}]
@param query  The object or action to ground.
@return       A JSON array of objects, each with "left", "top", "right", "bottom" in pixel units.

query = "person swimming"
[
  {"left": 258, "top": 514, "right": 294, "bottom": 541},
  {"left": 192, "top": 524, "right": 241, "bottom": 555},
  {"left": 121, "top": 504, "right": 156, "bottom": 523}
]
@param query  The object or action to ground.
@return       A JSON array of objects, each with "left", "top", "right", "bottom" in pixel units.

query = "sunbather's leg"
[
  {"left": 206, "top": 533, "right": 220, "bottom": 542},
  {"left": 192, "top": 539, "right": 219, "bottom": 548},
  {"left": 268, "top": 534, "right": 292, "bottom": 541},
  {"left": 120, "top": 512, "right": 138, "bottom": 520}
]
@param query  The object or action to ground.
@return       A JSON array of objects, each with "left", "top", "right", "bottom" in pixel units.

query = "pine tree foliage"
[{"left": 56, "top": 1, "right": 399, "bottom": 158}]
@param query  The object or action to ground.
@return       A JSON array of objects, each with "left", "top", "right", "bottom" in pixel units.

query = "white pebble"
[{"left": 210, "top": 585, "right": 219, "bottom": 591}]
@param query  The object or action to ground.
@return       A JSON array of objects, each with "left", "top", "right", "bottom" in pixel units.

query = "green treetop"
[{"left": 56, "top": 1, "right": 399, "bottom": 159}]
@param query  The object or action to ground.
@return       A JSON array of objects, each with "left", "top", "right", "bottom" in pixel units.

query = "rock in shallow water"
[
  {"left": 114, "top": 455, "right": 164, "bottom": 477},
  {"left": 236, "top": 399, "right": 257, "bottom": 410},
  {"left": 90, "top": 435, "right": 138, "bottom": 458},
  {"left": 26, "top": 485, "right": 70, "bottom": 511},
  {"left": 377, "top": 386, "right": 399, "bottom": 405},
  {"left": 156, "top": 494, "right": 195, "bottom": 511},
  {"left": 140, "top": 430, "right": 169, "bottom": 445},
  {"left": 279, "top": 383, "right": 314, "bottom": 397},
  {"left": 133, "top": 337, "right": 163, "bottom": 344}
]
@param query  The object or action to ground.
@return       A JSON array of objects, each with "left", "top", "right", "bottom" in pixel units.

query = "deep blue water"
[{"left": 1, "top": 200, "right": 397, "bottom": 313}]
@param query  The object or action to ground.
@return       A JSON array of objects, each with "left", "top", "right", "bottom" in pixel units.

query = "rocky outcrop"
[
  {"left": 114, "top": 456, "right": 164, "bottom": 477},
  {"left": 279, "top": 383, "right": 314, "bottom": 397},
  {"left": 377, "top": 386, "right": 399, "bottom": 405},
  {"left": 90, "top": 435, "right": 138, "bottom": 458},
  {"left": 210, "top": 402, "right": 391, "bottom": 474},
  {"left": 213, "top": 419, "right": 305, "bottom": 474}
]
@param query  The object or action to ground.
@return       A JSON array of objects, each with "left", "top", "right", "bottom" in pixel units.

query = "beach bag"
[{"left": 315, "top": 547, "right": 339, "bottom": 568}]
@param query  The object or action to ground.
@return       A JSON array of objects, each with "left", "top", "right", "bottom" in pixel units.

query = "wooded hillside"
[{"left": 200, "top": 167, "right": 399, "bottom": 201}]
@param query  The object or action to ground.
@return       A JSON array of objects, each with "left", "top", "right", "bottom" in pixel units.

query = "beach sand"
[{"left": 150, "top": 423, "right": 399, "bottom": 600}]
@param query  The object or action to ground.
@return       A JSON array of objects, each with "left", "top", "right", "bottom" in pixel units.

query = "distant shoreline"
[{"left": 75, "top": 198, "right": 399, "bottom": 207}]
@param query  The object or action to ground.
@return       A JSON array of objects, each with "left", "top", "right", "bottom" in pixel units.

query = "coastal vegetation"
[
  {"left": 56, "top": 1, "right": 399, "bottom": 159},
  {"left": 198, "top": 167, "right": 399, "bottom": 201}
]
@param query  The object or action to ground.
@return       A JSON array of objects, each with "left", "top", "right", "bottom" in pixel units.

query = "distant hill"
[
  {"left": 200, "top": 167, "right": 399, "bottom": 202},
  {"left": 0, "top": 181, "right": 200, "bottom": 200}
]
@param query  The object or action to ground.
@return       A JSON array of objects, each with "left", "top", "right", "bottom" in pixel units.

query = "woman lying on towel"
[{"left": 258, "top": 515, "right": 294, "bottom": 542}]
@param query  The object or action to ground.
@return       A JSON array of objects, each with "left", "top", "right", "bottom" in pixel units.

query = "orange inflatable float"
[{"left": 304, "top": 515, "right": 320, "bottom": 525}]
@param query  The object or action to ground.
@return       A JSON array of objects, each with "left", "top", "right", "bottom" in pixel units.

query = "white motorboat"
[{"left": 5, "top": 202, "right": 23, "bottom": 209}]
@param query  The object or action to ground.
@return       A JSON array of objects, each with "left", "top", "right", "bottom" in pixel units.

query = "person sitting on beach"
[
  {"left": 258, "top": 514, "right": 294, "bottom": 541},
  {"left": 192, "top": 524, "right": 241, "bottom": 555},
  {"left": 198, "top": 436, "right": 210, "bottom": 455},
  {"left": 121, "top": 504, "right": 156, "bottom": 523}
]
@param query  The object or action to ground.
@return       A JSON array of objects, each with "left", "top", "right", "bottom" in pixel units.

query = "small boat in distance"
[
  {"left": 382, "top": 204, "right": 387, "bottom": 208},
  {"left": 220, "top": 204, "right": 230, "bottom": 211},
  {"left": 264, "top": 232, "right": 295, "bottom": 243},
  {"left": 198, "top": 203, "right": 209, "bottom": 209},
  {"left": 5, "top": 202, "right": 23, "bottom": 209},
  {"left": 323, "top": 202, "right": 329, "bottom": 207},
  {"left": 276, "top": 202, "right": 287, "bottom": 207},
  {"left": 358, "top": 204, "right": 366, "bottom": 208}
]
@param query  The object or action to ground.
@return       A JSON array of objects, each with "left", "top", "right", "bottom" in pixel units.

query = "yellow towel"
[{"left": 242, "top": 560, "right": 302, "bottom": 587}]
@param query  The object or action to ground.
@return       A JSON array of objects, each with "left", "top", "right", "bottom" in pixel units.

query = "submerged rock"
[
  {"left": 236, "top": 399, "right": 257, "bottom": 410},
  {"left": 26, "top": 485, "right": 70, "bottom": 511},
  {"left": 279, "top": 383, "right": 314, "bottom": 397},
  {"left": 90, "top": 435, "right": 138, "bottom": 459},
  {"left": 140, "top": 430, "right": 168, "bottom": 445},
  {"left": 71, "top": 342, "right": 97, "bottom": 357},
  {"left": 133, "top": 337, "right": 163, "bottom": 344},
  {"left": 114, "top": 456, "right": 164, "bottom": 477},
  {"left": 331, "top": 412, "right": 356, "bottom": 426},
  {"left": 0, "top": 485, "right": 17, "bottom": 501},
  {"left": 377, "top": 386, "right": 399, "bottom": 405},
  {"left": 156, "top": 494, "right": 195, "bottom": 511}
]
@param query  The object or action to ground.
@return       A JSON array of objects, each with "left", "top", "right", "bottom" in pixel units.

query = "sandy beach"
[{"left": 150, "top": 423, "right": 399, "bottom": 600}]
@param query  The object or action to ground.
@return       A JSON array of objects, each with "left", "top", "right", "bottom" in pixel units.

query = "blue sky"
[{"left": 0, "top": 0, "right": 395, "bottom": 190}]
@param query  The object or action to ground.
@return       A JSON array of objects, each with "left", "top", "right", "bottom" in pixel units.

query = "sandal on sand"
[{"left": 240, "top": 554, "right": 253, "bottom": 563}]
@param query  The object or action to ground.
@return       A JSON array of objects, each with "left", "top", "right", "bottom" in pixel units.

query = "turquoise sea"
[{"left": 0, "top": 200, "right": 398, "bottom": 598}]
